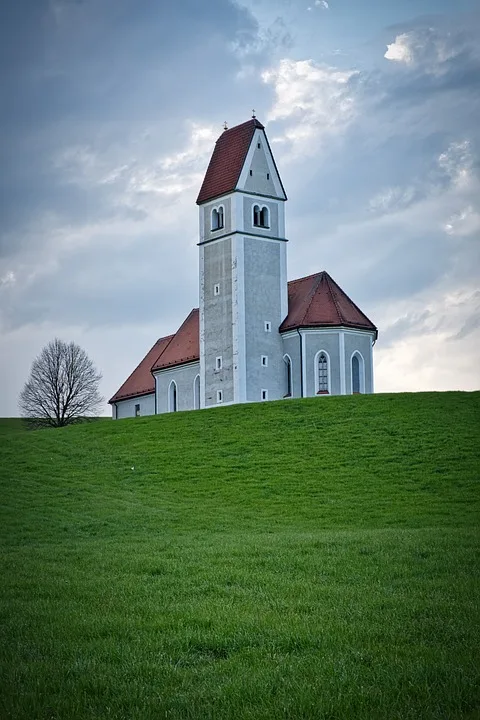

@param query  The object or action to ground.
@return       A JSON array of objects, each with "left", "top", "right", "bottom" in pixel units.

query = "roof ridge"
[
  {"left": 149, "top": 333, "right": 176, "bottom": 373},
  {"left": 221, "top": 118, "right": 264, "bottom": 136},
  {"left": 324, "top": 272, "right": 375, "bottom": 327},
  {"left": 151, "top": 308, "right": 200, "bottom": 372},
  {"left": 324, "top": 272, "right": 345, "bottom": 324},
  {"left": 288, "top": 270, "right": 326, "bottom": 286},
  {"left": 301, "top": 273, "right": 325, "bottom": 324}
]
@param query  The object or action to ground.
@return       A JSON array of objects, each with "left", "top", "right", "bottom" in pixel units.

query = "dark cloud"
[{"left": 450, "top": 306, "right": 480, "bottom": 341}]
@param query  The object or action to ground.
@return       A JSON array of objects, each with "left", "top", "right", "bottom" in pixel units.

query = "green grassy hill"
[{"left": 1, "top": 392, "right": 479, "bottom": 719}]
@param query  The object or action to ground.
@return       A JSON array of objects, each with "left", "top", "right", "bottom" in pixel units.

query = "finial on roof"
[
  {"left": 252, "top": 109, "right": 256, "bottom": 119},
  {"left": 223, "top": 121, "right": 228, "bottom": 130}
]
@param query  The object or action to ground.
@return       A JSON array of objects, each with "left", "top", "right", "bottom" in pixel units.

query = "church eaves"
[
  {"left": 196, "top": 118, "right": 266, "bottom": 204},
  {"left": 281, "top": 271, "right": 377, "bottom": 336}
]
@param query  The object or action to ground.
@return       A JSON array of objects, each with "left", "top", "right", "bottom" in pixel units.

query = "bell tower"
[{"left": 197, "top": 117, "right": 288, "bottom": 408}]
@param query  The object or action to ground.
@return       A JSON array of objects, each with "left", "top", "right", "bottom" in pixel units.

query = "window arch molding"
[
  {"left": 350, "top": 351, "right": 365, "bottom": 394},
  {"left": 168, "top": 380, "right": 178, "bottom": 412},
  {"left": 193, "top": 374, "right": 200, "bottom": 410},
  {"left": 211, "top": 204, "right": 225, "bottom": 232},
  {"left": 314, "top": 349, "right": 331, "bottom": 395},
  {"left": 252, "top": 203, "right": 270, "bottom": 229},
  {"left": 283, "top": 353, "right": 293, "bottom": 398}
]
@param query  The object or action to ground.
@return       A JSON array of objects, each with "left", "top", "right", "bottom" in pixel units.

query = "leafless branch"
[{"left": 19, "top": 338, "right": 104, "bottom": 429}]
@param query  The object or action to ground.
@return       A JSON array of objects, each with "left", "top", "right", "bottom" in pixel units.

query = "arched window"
[
  {"left": 211, "top": 206, "right": 224, "bottom": 231},
  {"left": 315, "top": 351, "right": 330, "bottom": 394},
  {"left": 351, "top": 352, "right": 365, "bottom": 394},
  {"left": 253, "top": 204, "right": 269, "bottom": 228},
  {"left": 193, "top": 374, "right": 200, "bottom": 410},
  {"left": 168, "top": 380, "right": 178, "bottom": 412},
  {"left": 283, "top": 354, "right": 292, "bottom": 397}
]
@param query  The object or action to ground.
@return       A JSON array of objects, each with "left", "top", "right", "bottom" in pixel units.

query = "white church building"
[{"left": 109, "top": 117, "right": 377, "bottom": 419}]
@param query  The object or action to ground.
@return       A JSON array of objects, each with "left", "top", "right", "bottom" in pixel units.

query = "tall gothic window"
[
  {"left": 168, "top": 381, "right": 178, "bottom": 412},
  {"left": 317, "top": 352, "right": 329, "bottom": 394},
  {"left": 351, "top": 354, "right": 364, "bottom": 394},
  {"left": 284, "top": 355, "right": 292, "bottom": 397},
  {"left": 211, "top": 206, "right": 224, "bottom": 231},
  {"left": 193, "top": 374, "right": 200, "bottom": 410}
]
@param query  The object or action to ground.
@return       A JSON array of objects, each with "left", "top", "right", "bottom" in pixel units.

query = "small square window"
[
  {"left": 135, "top": 403, "right": 140, "bottom": 417},
  {"left": 261, "top": 389, "right": 268, "bottom": 401},
  {"left": 214, "top": 283, "right": 220, "bottom": 296},
  {"left": 261, "top": 355, "right": 268, "bottom": 367},
  {"left": 215, "top": 356, "right": 222, "bottom": 371},
  {"left": 217, "top": 390, "right": 223, "bottom": 403},
  {"left": 264, "top": 321, "right": 271, "bottom": 332}
]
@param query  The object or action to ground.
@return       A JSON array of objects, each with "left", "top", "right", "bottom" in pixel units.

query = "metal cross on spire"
[
  {"left": 252, "top": 109, "right": 256, "bottom": 118},
  {"left": 223, "top": 121, "right": 228, "bottom": 130}
]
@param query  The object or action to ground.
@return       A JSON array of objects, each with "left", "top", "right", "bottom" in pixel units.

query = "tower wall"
[
  {"left": 243, "top": 237, "right": 287, "bottom": 403},
  {"left": 201, "top": 238, "right": 234, "bottom": 407}
]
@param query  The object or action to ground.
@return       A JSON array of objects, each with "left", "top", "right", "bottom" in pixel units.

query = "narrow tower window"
[
  {"left": 261, "top": 389, "right": 268, "bottom": 401},
  {"left": 253, "top": 205, "right": 269, "bottom": 228},
  {"left": 217, "top": 390, "right": 223, "bottom": 403},
  {"left": 214, "top": 283, "right": 220, "bottom": 296},
  {"left": 261, "top": 355, "right": 268, "bottom": 367},
  {"left": 264, "top": 321, "right": 271, "bottom": 332},
  {"left": 211, "top": 206, "right": 224, "bottom": 231},
  {"left": 215, "top": 356, "right": 222, "bottom": 371},
  {"left": 317, "top": 352, "right": 329, "bottom": 394}
]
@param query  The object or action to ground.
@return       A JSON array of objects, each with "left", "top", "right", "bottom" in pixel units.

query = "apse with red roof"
[{"left": 109, "top": 117, "right": 377, "bottom": 418}]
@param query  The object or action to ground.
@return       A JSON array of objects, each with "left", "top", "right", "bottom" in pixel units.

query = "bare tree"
[{"left": 19, "top": 338, "right": 104, "bottom": 428}]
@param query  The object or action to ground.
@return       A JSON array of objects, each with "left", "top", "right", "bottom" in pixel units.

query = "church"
[{"left": 109, "top": 117, "right": 377, "bottom": 419}]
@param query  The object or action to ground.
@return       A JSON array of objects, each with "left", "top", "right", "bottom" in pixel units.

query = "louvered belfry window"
[{"left": 318, "top": 353, "right": 328, "bottom": 393}]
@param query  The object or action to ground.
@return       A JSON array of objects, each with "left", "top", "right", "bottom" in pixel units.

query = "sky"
[{"left": 1, "top": 0, "right": 479, "bottom": 416}]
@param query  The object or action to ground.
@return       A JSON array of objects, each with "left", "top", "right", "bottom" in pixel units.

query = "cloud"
[
  {"left": 383, "top": 24, "right": 479, "bottom": 78},
  {"left": 444, "top": 206, "right": 480, "bottom": 237},
  {"left": 374, "top": 285, "right": 480, "bottom": 392},
  {"left": 0, "top": 119, "right": 221, "bottom": 334},
  {"left": 368, "top": 186, "right": 417, "bottom": 214},
  {"left": 0, "top": 271, "right": 16, "bottom": 287},
  {"left": 262, "top": 58, "right": 358, "bottom": 155},
  {"left": 384, "top": 32, "right": 416, "bottom": 65},
  {"left": 437, "top": 140, "right": 474, "bottom": 189}
]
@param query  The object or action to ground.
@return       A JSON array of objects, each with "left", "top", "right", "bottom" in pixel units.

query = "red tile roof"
[
  {"left": 109, "top": 334, "right": 174, "bottom": 403},
  {"left": 151, "top": 308, "right": 199, "bottom": 371},
  {"left": 281, "top": 271, "right": 377, "bottom": 335},
  {"left": 196, "top": 119, "right": 265, "bottom": 204}
]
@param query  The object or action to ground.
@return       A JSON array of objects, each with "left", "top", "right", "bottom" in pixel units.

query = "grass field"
[{"left": 1, "top": 392, "right": 479, "bottom": 719}]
